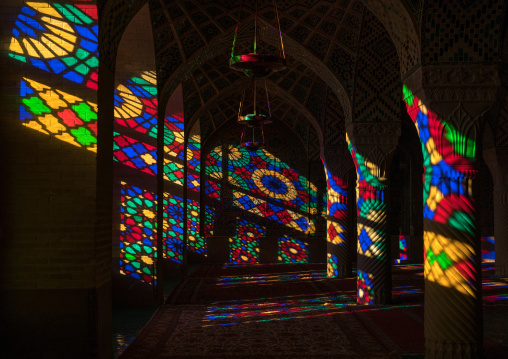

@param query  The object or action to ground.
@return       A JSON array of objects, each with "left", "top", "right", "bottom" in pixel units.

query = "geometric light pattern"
[
  {"left": 230, "top": 220, "right": 264, "bottom": 263},
  {"left": 9, "top": 2, "right": 99, "bottom": 90},
  {"left": 20, "top": 77, "right": 98, "bottom": 151},
  {"left": 278, "top": 236, "right": 308, "bottom": 263},
  {"left": 403, "top": 84, "right": 478, "bottom": 298},
  {"left": 163, "top": 193, "right": 184, "bottom": 263},
  {"left": 481, "top": 236, "right": 495, "bottom": 263},
  {"left": 227, "top": 146, "right": 311, "bottom": 211},
  {"left": 232, "top": 191, "right": 310, "bottom": 232},
  {"left": 120, "top": 182, "right": 157, "bottom": 284},
  {"left": 114, "top": 71, "right": 158, "bottom": 137},
  {"left": 113, "top": 132, "right": 157, "bottom": 176}
]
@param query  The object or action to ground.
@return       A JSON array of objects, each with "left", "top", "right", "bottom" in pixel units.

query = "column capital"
[
  {"left": 321, "top": 145, "right": 355, "bottom": 180},
  {"left": 404, "top": 64, "right": 501, "bottom": 122}
]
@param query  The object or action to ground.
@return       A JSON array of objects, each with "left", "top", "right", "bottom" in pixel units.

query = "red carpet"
[{"left": 119, "top": 263, "right": 508, "bottom": 358}]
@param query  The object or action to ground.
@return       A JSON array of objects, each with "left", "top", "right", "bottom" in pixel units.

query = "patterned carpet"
[{"left": 119, "top": 263, "right": 508, "bottom": 359}]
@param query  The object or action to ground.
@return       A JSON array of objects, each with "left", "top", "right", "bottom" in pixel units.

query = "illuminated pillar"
[
  {"left": 403, "top": 64, "right": 500, "bottom": 358},
  {"left": 483, "top": 148, "right": 508, "bottom": 278},
  {"left": 346, "top": 128, "right": 399, "bottom": 305},
  {"left": 493, "top": 188, "right": 508, "bottom": 277},
  {"left": 322, "top": 148, "right": 355, "bottom": 278}
]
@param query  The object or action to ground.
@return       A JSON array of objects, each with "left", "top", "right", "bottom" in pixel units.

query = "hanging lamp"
[
  {"left": 238, "top": 79, "right": 272, "bottom": 151},
  {"left": 229, "top": 0, "right": 286, "bottom": 78}
]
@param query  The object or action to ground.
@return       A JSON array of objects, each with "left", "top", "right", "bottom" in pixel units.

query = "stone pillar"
[
  {"left": 404, "top": 64, "right": 500, "bottom": 358},
  {"left": 322, "top": 146, "right": 355, "bottom": 278},
  {"left": 347, "top": 124, "right": 400, "bottom": 305},
  {"left": 483, "top": 147, "right": 508, "bottom": 278}
]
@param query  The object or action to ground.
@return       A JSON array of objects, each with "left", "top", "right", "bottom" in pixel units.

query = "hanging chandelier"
[
  {"left": 237, "top": 79, "right": 272, "bottom": 151},
  {"left": 229, "top": 0, "right": 286, "bottom": 78},
  {"left": 230, "top": 0, "right": 285, "bottom": 150}
]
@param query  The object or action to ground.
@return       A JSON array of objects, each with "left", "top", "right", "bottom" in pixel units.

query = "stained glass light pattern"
[
  {"left": 114, "top": 72, "right": 158, "bottom": 137},
  {"left": 227, "top": 146, "right": 310, "bottom": 211},
  {"left": 163, "top": 193, "right": 184, "bottom": 263},
  {"left": 113, "top": 132, "right": 157, "bottom": 176},
  {"left": 395, "top": 234, "right": 408, "bottom": 263},
  {"left": 120, "top": 182, "right": 157, "bottom": 284},
  {"left": 403, "top": 84, "right": 483, "bottom": 356},
  {"left": 20, "top": 77, "right": 98, "bottom": 150},
  {"left": 163, "top": 194, "right": 205, "bottom": 260},
  {"left": 278, "top": 236, "right": 308, "bottom": 263},
  {"left": 9, "top": 2, "right": 99, "bottom": 90},
  {"left": 327, "top": 253, "right": 340, "bottom": 277},
  {"left": 357, "top": 270, "right": 374, "bottom": 305},
  {"left": 233, "top": 191, "right": 310, "bottom": 232},
  {"left": 481, "top": 236, "right": 495, "bottom": 263},
  {"left": 230, "top": 220, "right": 265, "bottom": 263},
  {"left": 403, "top": 84, "right": 479, "bottom": 298}
]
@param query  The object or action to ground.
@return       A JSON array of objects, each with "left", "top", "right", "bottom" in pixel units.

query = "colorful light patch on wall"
[
  {"left": 204, "top": 205, "right": 215, "bottom": 237},
  {"left": 114, "top": 71, "right": 158, "bottom": 137},
  {"left": 278, "top": 236, "right": 308, "bottom": 263},
  {"left": 163, "top": 193, "right": 205, "bottom": 261},
  {"left": 20, "top": 77, "right": 98, "bottom": 151},
  {"left": 230, "top": 220, "right": 265, "bottom": 263},
  {"left": 403, "top": 84, "right": 478, "bottom": 298},
  {"left": 113, "top": 132, "right": 157, "bottom": 176},
  {"left": 120, "top": 182, "right": 157, "bottom": 284},
  {"left": 227, "top": 146, "right": 311, "bottom": 211},
  {"left": 232, "top": 191, "right": 310, "bottom": 233},
  {"left": 481, "top": 236, "right": 495, "bottom": 263},
  {"left": 9, "top": 2, "right": 99, "bottom": 90},
  {"left": 162, "top": 192, "right": 184, "bottom": 263}
]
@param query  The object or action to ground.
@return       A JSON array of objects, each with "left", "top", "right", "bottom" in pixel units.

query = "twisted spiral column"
[
  {"left": 494, "top": 188, "right": 508, "bottom": 277},
  {"left": 356, "top": 182, "right": 391, "bottom": 305},
  {"left": 423, "top": 171, "right": 482, "bottom": 358}
]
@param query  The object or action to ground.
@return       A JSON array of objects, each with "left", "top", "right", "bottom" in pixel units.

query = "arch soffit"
[
  {"left": 189, "top": 78, "right": 323, "bottom": 151},
  {"left": 360, "top": 0, "right": 420, "bottom": 77},
  {"left": 158, "top": 17, "right": 352, "bottom": 125}
]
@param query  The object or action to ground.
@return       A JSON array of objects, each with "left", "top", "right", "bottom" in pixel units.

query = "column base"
[
  {"left": 328, "top": 265, "right": 352, "bottom": 278},
  {"left": 425, "top": 338, "right": 480, "bottom": 359},
  {"left": 495, "top": 264, "right": 508, "bottom": 278}
]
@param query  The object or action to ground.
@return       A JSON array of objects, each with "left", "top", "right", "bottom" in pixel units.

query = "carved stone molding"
[
  {"left": 346, "top": 123, "right": 401, "bottom": 146},
  {"left": 322, "top": 146, "right": 355, "bottom": 180},
  {"left": 404, "top": 64, "right": 501, "bottom": 106}
]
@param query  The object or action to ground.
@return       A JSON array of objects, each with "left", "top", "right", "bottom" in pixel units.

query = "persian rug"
[{"left": 120, "top": 263, "right": 508, "bottom": 358}]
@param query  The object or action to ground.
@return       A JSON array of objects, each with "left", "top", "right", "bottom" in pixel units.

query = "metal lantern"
[
  {"left": 229, "top": 0, "right": 286, "bottom": 78},
  {"left": 237, "top": 79, "right": 272, "bottom": 151}
]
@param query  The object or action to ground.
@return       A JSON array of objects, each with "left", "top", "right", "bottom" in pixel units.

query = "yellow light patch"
[
  {"left": 426, "top": 186, "right": 443, "bottom": 211},
  {"left": 22, "top": 38, "right": 39, "bottom": 58},
  {"left": 30, "top": 38, "right": 54, "bottom": 59},
  {"left": 44, "top": 31, "right": 75, "bottom": 53},
  {"left": 42, "top": 17, "right": 76, "bottom": 37},
  {"left": 25, "top": 121, "right": 48, "bottom": 134},
  {"left": 418, "top": 100, "right": 428, "bottom": 116},
  {"left": 141, "top": 255, "right": 154, "bottom": 265},
  {"left": 27, "top": 2, "right": 63, "bottom": 18},
  {"left": 40, "top": 90, "right": 67, "bottom": 109},
  {"left": 141, "top": 153, "right": 156, "bottom": 166},
  {"left": 41, "top": 34, "right": 69, "bottom": 57},
  {"left": 39, "top": 114, "right": 66, "bottom": 133},
  {"left": 141, "top": 71, "right": 157, "bottom": 85},
  {"left": 55, "top": 132, "right": 80, "bottom": 147},
  {"left": 9, "top": 38, "right": 23, "bottom": 54},
  {"left": 425, "top": 138, "right": 442, "bottom": 165},
  {"left": 142, "top": 209, "right": 155, "bottom": 219}
]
